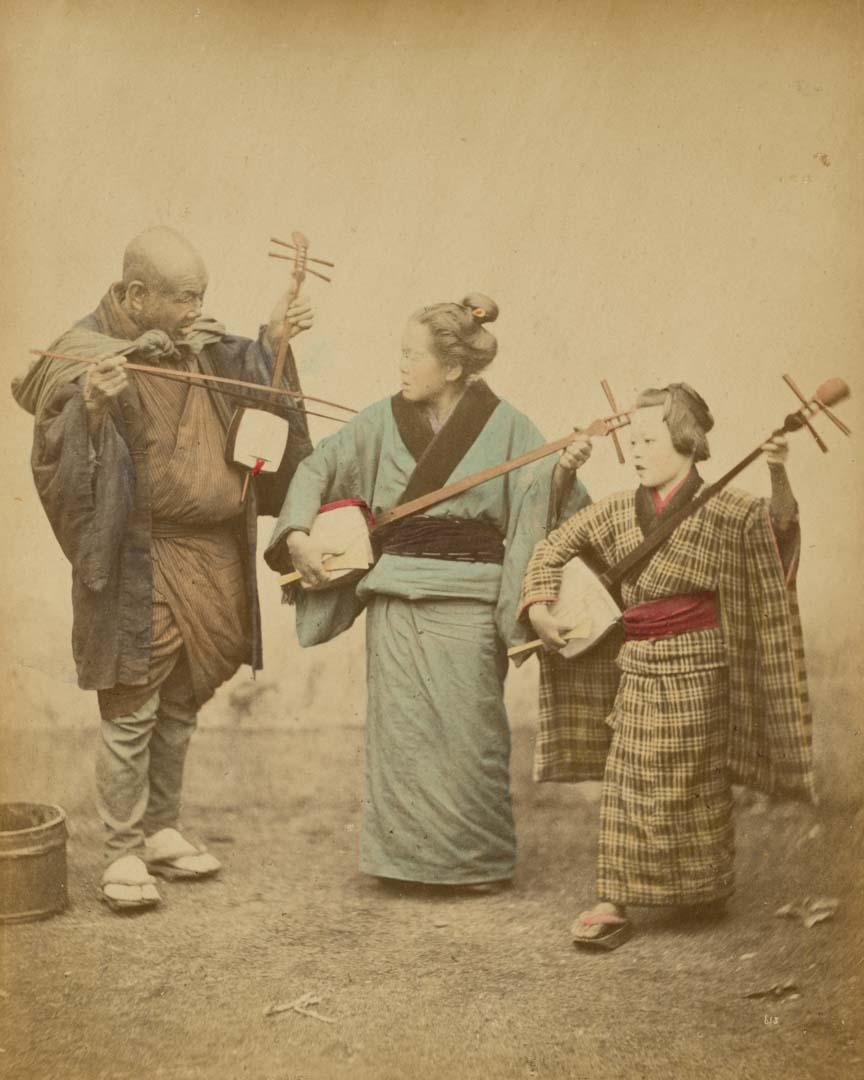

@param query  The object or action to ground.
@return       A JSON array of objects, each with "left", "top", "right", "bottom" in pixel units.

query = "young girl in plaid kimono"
[{"left": 520, "top": 384, "right": 813, "bottom": 948}]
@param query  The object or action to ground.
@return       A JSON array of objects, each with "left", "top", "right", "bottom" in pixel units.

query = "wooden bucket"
[{"left": 0, "top": 803, "right": 68, "bottom": 923}]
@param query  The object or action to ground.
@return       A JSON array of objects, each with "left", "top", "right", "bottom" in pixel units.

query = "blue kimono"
[{"left": 267, "top": 381, "right": 589, "bottom": 884}]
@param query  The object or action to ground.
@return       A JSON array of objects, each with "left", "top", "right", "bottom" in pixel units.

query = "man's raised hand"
[{"left": 267, "top": 293, "right": 314, "bottom": 353}]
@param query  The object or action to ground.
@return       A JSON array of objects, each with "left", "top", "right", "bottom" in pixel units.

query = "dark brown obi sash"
[
  {"left": 623, "top": 591, "right": 718, "bottom": 641},
  {"left": 374, "top": 516, "right": 505, "bottom": 564}
]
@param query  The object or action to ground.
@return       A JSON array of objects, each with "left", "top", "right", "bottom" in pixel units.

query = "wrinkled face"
[
  {"left": 139, "top": 268, "right": 208, "bottom": 340},
  {"left": 629, "top": 406, "right": 694, "bottom": 491},
  {"left": 399, "top": 319, "right": 459, "bottom": 405}
]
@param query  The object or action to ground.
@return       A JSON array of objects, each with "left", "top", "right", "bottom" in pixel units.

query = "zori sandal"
[
  {"left": 571, "top": 903, "right": 633, "bottom": 950},
  {"left": 101, "top": 854, "right": 162, "bottom": 913},
  {"left": 143, "top": 828, "right": 221, "bottom": 881}
]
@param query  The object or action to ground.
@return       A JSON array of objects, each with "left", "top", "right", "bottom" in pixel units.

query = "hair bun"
[{"left": 461, "top": 293, "right": 499, "bottom": 325}]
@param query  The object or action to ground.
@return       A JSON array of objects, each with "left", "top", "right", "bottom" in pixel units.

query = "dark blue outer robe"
[{"left": 12, "top": 289, "right": 313, "bottom": 692}]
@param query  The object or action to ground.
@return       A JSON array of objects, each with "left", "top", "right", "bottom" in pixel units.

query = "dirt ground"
[{"left": 1, "top": 721, "right": 861, "bottom": 1080}]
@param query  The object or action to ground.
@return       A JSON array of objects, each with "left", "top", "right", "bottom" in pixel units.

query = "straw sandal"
[
  {"left": 143, "top": 828, "right": 221, "bottom": 881},
  {"left": 571, "top": 903, "right": 633, "bottom": 950},
  {"left": 101, "top": 854, "right": 162, "bottom": 913}
]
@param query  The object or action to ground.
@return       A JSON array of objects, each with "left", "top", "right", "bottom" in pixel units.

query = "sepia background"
[
  {"left": 3, "top": 0, "right": 860, "bottom": 785},
  {"left": 1, "top": 2, "right": 861, "bottom": 1078}
]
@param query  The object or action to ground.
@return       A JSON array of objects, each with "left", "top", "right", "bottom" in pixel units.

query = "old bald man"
[{"left": 13, "top": 227, "right": 314, "bottom": 911}]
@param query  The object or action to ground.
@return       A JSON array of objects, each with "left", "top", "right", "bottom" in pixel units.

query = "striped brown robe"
[
  {"left": 520, "top": 479, "right": 814, "bottom": 906},
  {"left": 98, "top": 354, "right": 250, "bottom": 719}
]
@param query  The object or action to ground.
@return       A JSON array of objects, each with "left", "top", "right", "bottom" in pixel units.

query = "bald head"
[
  {"left": 122, "top": 227, "right": 208, "bottom": 291},
  {"left": 120, "top": 227, "right": 209, "bottom": 339}
]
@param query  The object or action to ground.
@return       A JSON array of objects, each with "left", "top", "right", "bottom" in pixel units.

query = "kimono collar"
[
  {"left": 391, "top": 380, "right": 500, "bottom": 506},
  {"left": 634, "top": 467, "right": 703, "bottom": 536}
]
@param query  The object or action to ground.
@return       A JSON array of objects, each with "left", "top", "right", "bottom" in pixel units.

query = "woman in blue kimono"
[{"left": 266, "top": 294, "right": 591, "bottom": 888}]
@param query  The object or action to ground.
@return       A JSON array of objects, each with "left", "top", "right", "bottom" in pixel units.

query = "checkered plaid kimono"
[{"left": 520, "top": 485, "right": 814, "bottom": 906}]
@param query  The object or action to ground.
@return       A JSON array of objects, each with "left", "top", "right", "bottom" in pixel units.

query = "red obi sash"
[
  {"left": 319, "top": 499, "right": 377, "bottom": 528},
  {"left": 623, "top": 591, "right": 718, "bottom": 641}
]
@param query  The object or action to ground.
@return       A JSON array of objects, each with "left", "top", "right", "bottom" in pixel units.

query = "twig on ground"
[
  {"left": 264, "top": 991, "right": 336, "bottom": 1023},
  {"left": 743, "top": 979, "right": 801, "bottom": 1002},
  {"left": 774, "top": 896, "right": 840, "bottom": 928}
]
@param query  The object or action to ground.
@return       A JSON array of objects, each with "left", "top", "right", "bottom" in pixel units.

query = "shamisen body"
[{"left": 265, "top": 294, "right": 591, "bottom": 889}]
